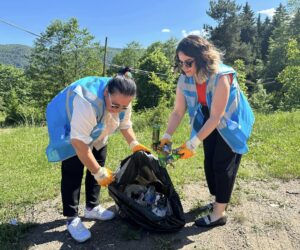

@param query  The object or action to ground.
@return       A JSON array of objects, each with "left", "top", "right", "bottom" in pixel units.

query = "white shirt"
[{"left": 70, "top": 95, "right": 132, "bottom": 150}]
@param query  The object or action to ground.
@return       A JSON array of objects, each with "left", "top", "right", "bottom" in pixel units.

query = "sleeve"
[
  {"left": 70, "top": 95, "right": 97, "bottom": 144},
  {"left": 119, "top": 104, "right": 133, "bottom": 130}
]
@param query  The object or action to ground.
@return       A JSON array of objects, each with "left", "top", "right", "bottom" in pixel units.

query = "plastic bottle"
[{"left": 144, "top": 185, "right": 156, "bottom": 205}]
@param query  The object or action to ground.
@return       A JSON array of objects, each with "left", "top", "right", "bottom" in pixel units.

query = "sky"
[{"left": 0, "top": 0, "right": 288, "bottom": 49}]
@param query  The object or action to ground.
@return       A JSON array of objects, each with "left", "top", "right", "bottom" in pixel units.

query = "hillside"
[
  {"left": 0, "top": 44, "right": 121, "bottom": 69},
  {"left": 0, "top": 44, "right": 32, "bottom": 68}
]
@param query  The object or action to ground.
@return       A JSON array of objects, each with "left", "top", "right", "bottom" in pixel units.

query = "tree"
[
  {"left": 135, "top": 48, "right": 176, "bottom": 109},
  {"left": 289, "top": 9, "right": 300, "bottom": 40},
  {"left": 26, "top": 18, "right": 103, "bottom": 111},
  {"left": 265, "top": 4, "right": 290, "bottom": 79},
  {"left": 207, "top": 0, "right": 243, "bottom": 64},
  {"left": 277, "top": 39, "right": 300, "bottom": 110},
  {"left": 233, "top": 59, "right": 248, "bottom": 95},
  {"left": 249, "top": 83, "right": 272, "bottom": 112},
  {"left": 0, "top": 64, "right": 30, "bottom": 111},
  {"left": 260, "top": 17, "right": 273, "bottom": 62},
  {"left": 240, "top": 3, "right": 256, "bottom": 46},
  {"left": 109, "top": 41, "right": 143, "bottom": 74},
  {"left": 287, "top": 0, "right": 300, "bottom": 15}
]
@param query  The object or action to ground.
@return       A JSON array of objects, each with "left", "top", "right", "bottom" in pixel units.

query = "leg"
[
  {"left": 211, "top": 131, "right": 242, "bottom": 220},
  {"left": 61, "top": 155, "right": 84, "bottom": 217},
  {"left": 203, "top": 129, "right": 218, "bottom": 196},
  {"left": 195, "top": 130, "right": 242, "bottom": 227},
  {"left": 84, "top": 145, "right": 114, "bottom": 221},
  {"left": 85, "top": 146, "right": 107, "bottom": 209}
]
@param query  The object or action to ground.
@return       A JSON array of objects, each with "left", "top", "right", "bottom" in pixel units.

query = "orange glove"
[
  {"left": 177, "top": 136, "right": 201, "bottom": 159},
  {"left": 92, "top": 167, "right": 115, "bottom": 187},
  {"left": 177, "top": 143, "right": 195, "bottom": 159},
  {"left": 159, "top": 133, "right": 172, "bottom": 148},
  {"left": 132, "top": 143, "right": 151, "bottom": 153}
]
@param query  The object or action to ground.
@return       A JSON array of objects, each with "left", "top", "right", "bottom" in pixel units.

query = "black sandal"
[
  {"left": 195, "top": 214, "right": 227, "bottom": 227},
  {"left": 198, "top": 202, "right": 214, "bottom": 213}
]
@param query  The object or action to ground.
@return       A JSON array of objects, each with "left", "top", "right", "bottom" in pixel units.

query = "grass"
[{"left": 0, "top": 110, "right": 299, "bottom": 247}]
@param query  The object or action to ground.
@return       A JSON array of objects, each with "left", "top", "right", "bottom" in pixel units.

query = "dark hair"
[
  {"left": 118, "top": 66, "right": 131, "bottom": 75},
  {"left": 107, "top": 75, "right": 136, "bottom": 96},
  {"left": 175, "top": 35, "right": 222, "bottom": 80}
]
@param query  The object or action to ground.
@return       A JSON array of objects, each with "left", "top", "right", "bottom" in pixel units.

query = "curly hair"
[{"left": 175, "top": 35, "right": 223, "bottom": 81}]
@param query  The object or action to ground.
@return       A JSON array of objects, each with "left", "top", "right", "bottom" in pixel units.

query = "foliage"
[
  {"left": 0, "top": 64, "right": 30, "bottom": 112},
  {"left": 0, "top": 64, "right": 42, "bottom": 124},
  {"left": 233, "top": 59, "right": 247, "bottom": 94},
  {"left": 264, "top": 4, "right": 290, "bottom": 79},
  {"left": 135, "top": 47, "right": 176, "bottom": 109},
  {"left": 109, "top": 41, "right": 144, "bottom": 75},
  {"left": 249, "top": 83, "right": 272, "bottom": 112},
  {"left": 277, "top": 39, "right": 300, "bottom": 110},
  {"left": 0, "top": 44, "right": 31, "bottom": 69},
  {"left": 26, "top": 18, "right": 103, "bottom": 112}
]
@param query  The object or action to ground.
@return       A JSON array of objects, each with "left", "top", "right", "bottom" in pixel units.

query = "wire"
[
  {"left": 107, "top": 63, "right": 170, "bottom": 77},
  {"left": 0, "top": 17, "right": 174, "bottom": 78},
  {"left": 0, "top": 18, "right": 42, "bottom": 38}
]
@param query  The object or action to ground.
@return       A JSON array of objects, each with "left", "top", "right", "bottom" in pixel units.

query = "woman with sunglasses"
[
  {"left": 46, "top": 72, "right": 150, "bottom": 242},
  {"left": 160, "top": 35, "right": 254, "bottom": 227}
]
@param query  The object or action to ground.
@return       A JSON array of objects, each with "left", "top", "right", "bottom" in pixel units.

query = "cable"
[
  {"left": 107, "top": 63, "right": 170, "bottom": 77},
  {"left": 0, "top": 17, "right": 174, "bottom": 78},
  {"left": 0, "top": 18, "right": 42, "bottom": 38}
]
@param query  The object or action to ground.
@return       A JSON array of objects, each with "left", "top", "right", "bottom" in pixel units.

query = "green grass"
[
  {"left": 239, "top": 111, "right": 300, "bottom": 179},
  {"left": 0, "top": 110, "right": 299, "bottom": 247}
]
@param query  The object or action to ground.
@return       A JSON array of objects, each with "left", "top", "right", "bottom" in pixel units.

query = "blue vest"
[
  {"left": 178, "top": 64, "right": 255, "bottom": 154},
  {"left": 46, "top": 76, "right": 125, "bottom": 162}
]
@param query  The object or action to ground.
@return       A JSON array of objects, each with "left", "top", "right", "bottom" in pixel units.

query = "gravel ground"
[{"left": 20, "top": 179, "right": 300, "bottom": 250}]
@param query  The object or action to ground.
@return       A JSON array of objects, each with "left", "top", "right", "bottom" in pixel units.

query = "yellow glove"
[
  {"left": 132, "top": 143, "right": 151, "bottom": 153},
  {"left": 92, "top": 167, "right": 115, "bottom": 187}
]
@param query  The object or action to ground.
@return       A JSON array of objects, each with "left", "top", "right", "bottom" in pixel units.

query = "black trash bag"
[{"left": 108, "top": 151, "right": 185, "bottom": 232}]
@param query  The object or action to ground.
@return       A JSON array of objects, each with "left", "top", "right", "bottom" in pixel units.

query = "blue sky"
[{"left": 0, "top": 0, "right": 287, "bottom": 48}]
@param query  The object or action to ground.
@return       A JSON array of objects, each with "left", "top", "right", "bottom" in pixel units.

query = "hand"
[
  {"left": 177, "top": 143, "right": 195, "bottom": 159},
  {"left": 132, "top": 143, "right": 151, "bottom": 153},
  {"left": 177, "top": 136, "right": 201, "bottom": 159},
  {"left": 159, "top": 138, "right": 171, "bottom": 148},
  {"left": 92, "top": 167, "right": 115, "bottom": 187},
  {"left": 159, "top": 133, "right": 172, "bottom": 147}
]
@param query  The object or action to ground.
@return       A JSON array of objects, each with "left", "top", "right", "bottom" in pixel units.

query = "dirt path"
[{"left": 20, "top": 179, "right": 300, "bottom": 250}]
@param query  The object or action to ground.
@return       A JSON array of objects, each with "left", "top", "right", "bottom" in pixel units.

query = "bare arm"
[
  {"left": 120, "top": 127, "right": 136, "bottom": 144},
  {"left": 196, "top": 75, "right": 230, "bottom": 140},
  {"left": 165, "top": 87, "right": 187, "bottom": 135},
  {"left": 71, "top": 139, "right": 100, "bottom": 174}
]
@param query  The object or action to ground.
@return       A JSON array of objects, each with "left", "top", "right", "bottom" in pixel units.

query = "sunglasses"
[
  {"left": 108, "top": 93, "right": 129, "bottom": 110},
  {"left": 177, "top": 59, "right": 195, "bottom": 68}
]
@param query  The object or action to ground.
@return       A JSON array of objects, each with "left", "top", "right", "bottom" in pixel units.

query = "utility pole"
[{"left": 102, "top": 37, "right": 108, "bottom": 76}]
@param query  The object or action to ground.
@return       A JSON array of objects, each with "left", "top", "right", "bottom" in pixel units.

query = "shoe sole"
[{"left": 84, "top": 215, "right": 115, "bottom": 221}]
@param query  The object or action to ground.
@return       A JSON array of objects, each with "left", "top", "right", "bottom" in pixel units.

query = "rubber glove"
[
  {"left": 92, "top": 167, "right": 115, "bottom": 187},
  {"left": 130, "top": 140, "right": 151, "bottom": 153},
  {"left": 159, "top": 133, "right": 172, "bottom": 148},
  {"left": 177, "top": 136, "right": 201, "bottom": 159}
]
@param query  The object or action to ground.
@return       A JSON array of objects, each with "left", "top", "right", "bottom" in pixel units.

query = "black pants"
[
  {"left": 201, "top": 106, "right": 242, "bottom": 204},
  {"left": 61, "top": 146, "right": 107, "bottom": 217}
]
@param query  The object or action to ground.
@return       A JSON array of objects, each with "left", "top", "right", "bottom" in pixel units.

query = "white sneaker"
[
  {"left": 84, "top": 205, "right": 115, "bottom": 221},
  {"left": 67, "top": 217, "right": 91, "bottom": 243}
]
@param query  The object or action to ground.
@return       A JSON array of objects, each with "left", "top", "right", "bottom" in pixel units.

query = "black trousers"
[
  {"left": 61, "top": 146, "right": 107, "bottom": 217},
  {"left": 201, "top": 106, "right": 242, "bottom": 204}
]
